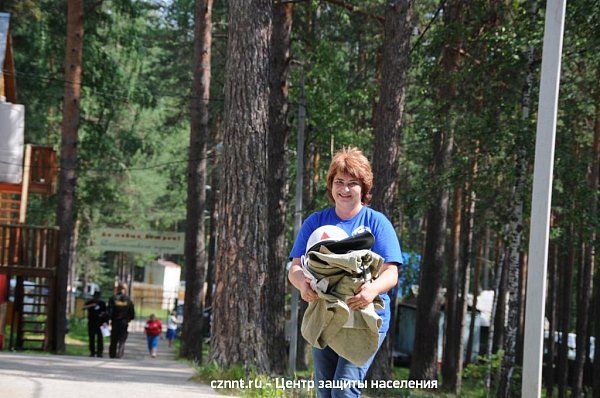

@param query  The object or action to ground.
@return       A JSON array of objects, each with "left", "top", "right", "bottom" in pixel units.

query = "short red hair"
[{"left": 326, "top": 147, "right": 373, "bottom": 204}]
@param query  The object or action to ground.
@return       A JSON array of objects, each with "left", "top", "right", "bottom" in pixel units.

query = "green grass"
[
  {"left": 189, "top": 361, "right": 510, "bottom": 398},
  {"left": 191, "top": 361, "right": 440, "bottom": 398},
  {"left": 65, "top": 316, "right": 94, "bottom": 356},
  {"left": 2, "top": 324, "right": 50, "bottom": 353},
  {"left": 2, "top": 316, "right": 92, "bottom": 356},
  {"left": 192, "top": 362, "right": 315, "bottom": 397}
]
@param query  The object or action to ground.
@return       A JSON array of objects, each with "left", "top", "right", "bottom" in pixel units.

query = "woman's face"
[{"left": 331, "top": 172, "right": 362, "bottom": 208}]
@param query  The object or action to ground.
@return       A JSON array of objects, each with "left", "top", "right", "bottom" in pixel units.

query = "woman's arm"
[
  {"left": 347, "top": 263, "right": 398, "bottom": 310},
  {"left": 288, "top": 257, "right": 319, "bottom": 303}
]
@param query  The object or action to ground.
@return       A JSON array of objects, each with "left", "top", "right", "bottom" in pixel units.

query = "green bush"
[{"left": 462, "top": 352, "right": 521, "bottom": 397}]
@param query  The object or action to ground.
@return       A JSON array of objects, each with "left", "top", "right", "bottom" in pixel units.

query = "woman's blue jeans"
[
  {"left": 146, "top": 334, "right": 160, "bottom": 352},
  {"left": 312, "top": 332, "right": 386, "bottom": 398}
]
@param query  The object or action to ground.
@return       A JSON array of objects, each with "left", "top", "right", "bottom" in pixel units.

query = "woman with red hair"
[{"left": 288, "top": 147, "right": 403, "bottom": 398}]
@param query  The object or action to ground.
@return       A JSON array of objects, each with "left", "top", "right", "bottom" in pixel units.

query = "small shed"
[
  {"left": 394, "top": 286, "right": 485, "bottom": 364},
  {"left": 134, "top": 259, "right": 181, "bottom": 310}
]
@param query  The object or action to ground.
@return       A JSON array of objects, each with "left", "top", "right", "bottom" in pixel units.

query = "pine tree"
[
  {"left": 54, "top": 0, "right": 83, "bottom": 353},
  {"left": 181, "top": 0, "right": 213, "bottom": 363},
  {"left": 210, "top": 0, "right": 273, "bottom": 372}
]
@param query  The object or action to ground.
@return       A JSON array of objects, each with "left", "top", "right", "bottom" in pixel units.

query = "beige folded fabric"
[{"left": 301, "top": 248, "right": 384, "bottom": 366}]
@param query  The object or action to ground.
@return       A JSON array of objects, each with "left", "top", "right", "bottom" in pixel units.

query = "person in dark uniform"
[
  {"left": 108, "top": 282, "right": 135, "bottom": 358},
  {"left": 83, "top": 291, "right": 107, "bottom": 357}
]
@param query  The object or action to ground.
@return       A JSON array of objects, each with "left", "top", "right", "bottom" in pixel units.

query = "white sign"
[{"left": 92, "top": 228, "right": 184, "bottom": 254}]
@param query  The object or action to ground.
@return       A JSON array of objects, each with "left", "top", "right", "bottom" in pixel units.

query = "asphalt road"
[{"left": 0, "top": 321, "right": 225, "bottom": 398}]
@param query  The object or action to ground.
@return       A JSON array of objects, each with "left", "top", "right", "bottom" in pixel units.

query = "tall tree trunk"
[
  {"left": 211, "top": 0, "right": 272, "bottom": 372},
  {"left": 546, "top": 241, "right": 559, "bottom": 398},
  {"left": 455, "top": 168, "right": 476, "bottom": 391},
  {"left": 574, "top": 237, "right": 592, "bottom": 397},
  {"left": 496, "top": 2, "right": 536, "bottom": 393},
  {"left": 586, "top": 65, "right": 600, "bottom": 398},
  {"left": 516, "top": 250, "right": 528, "bottom": 365},
  {"left": 295, "top": 72, "right": 309, "bottom": 372},
  {"left": 181, "top": 0, "right": 212, "bottom": 363},
  {"left": 485, "top": 246, "right": 506, "bottom": 391},
  {"left": 481, "top": 226, "right": 491, "bottom": 290},
  {"left": 303, "top": 141, "right": 314, "bottom": 210},
  {"left": 409, "top": 127, "right": 453, "bottom": 381},
  {"left": 54, "top": 0, "right": 83, "bottom": 353},
  {"left": 265, "top": 0, "right": 293, "bottom": 374},
  {"left": 419, "top": 215, "right": 428, "bottom": 256},
  {"left": 410, "top": 0, "right": 464, "bottom": 381},
  {"left": 589, "top": 68, "right": 600, "bottom": 398},
  {"left": 442, "top": 185, "right": 462, "bottom": 392},
  {"left": 590, "top": 65, "right": 600, "bottom": 398},
  {"left": 368, "top": 0, "right": 413, "bottom": 381},
  {"left": 370, "top": 0, "right": 412, "bottom": 219},
  {"left": 493, "top": 245, "right": 508, "bottom": 355},
  {"left": 301, "top": 0, "right": 316, "bottom": 214},
  {"left": 466, "top": 236, "right": 482, "bottom": 363},
  {"left": 558, "top": 224, "right": 575, "bottom": 398},
  {"left": 311, "top": 148, "right": 320, "bottom": 200},
  {"left": 67, "top": 218, "right": 80, "bottom": 316},
  {"left": 205, "top": 118, "right": 222, "bottom": 310}
]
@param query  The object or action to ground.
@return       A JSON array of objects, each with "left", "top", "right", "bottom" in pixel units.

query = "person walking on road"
[
  {"left": 108, "top": 282, "right": 135, "bottom": 358},
  {"left": 288, "top": 147, "right": 403, "bottom": 398},
  {"left": 144, "top": 314, "right": 162, "bottom": 358},
  {"left": 166, "top": 310, "right": 179, "bottom": 348},
  {"left": 82, "top": 291, "right": 107, "bottom": 357}
]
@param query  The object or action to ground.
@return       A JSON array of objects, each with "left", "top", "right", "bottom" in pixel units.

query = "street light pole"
[
  {"left": 288, "top": 70, "right": 306, "bottom": 374},
  {"left": 522, "top": 1, "right": 566, "bottom": 396}
]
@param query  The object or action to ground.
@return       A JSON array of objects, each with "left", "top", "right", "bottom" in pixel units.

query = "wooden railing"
[
  {"left": 0, "top": 224, "right": 60, "bottom": 274},
  {"left": 1, "top": 224, "right": 60, "bottom": 351}
]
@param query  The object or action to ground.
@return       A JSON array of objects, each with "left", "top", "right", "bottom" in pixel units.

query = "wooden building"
[{"left": 0, "top": 13, "right": 59, "bottom": 352}]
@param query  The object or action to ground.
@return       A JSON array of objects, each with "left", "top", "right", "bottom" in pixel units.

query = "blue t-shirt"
[{"left": 289, "top": 206, "right": 403, "bottom": 333}]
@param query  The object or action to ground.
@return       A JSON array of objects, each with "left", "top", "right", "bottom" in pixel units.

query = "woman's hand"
[
  {"left": 347, "top": 282, "right": 378, "bottom": 310},
  {"left": 289, "top": 259, "right": 319, "bottom": 303},
  {"left": 347, "top": 263, "right": 398, "bottom": 310},
  {"left": 300, "top": 278, "right": 319, "bottom": 303}
]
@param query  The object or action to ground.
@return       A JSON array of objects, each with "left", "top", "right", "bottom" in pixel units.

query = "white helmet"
[{"left": 305, "top": 225, "right": 349, "bottom": 254}]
